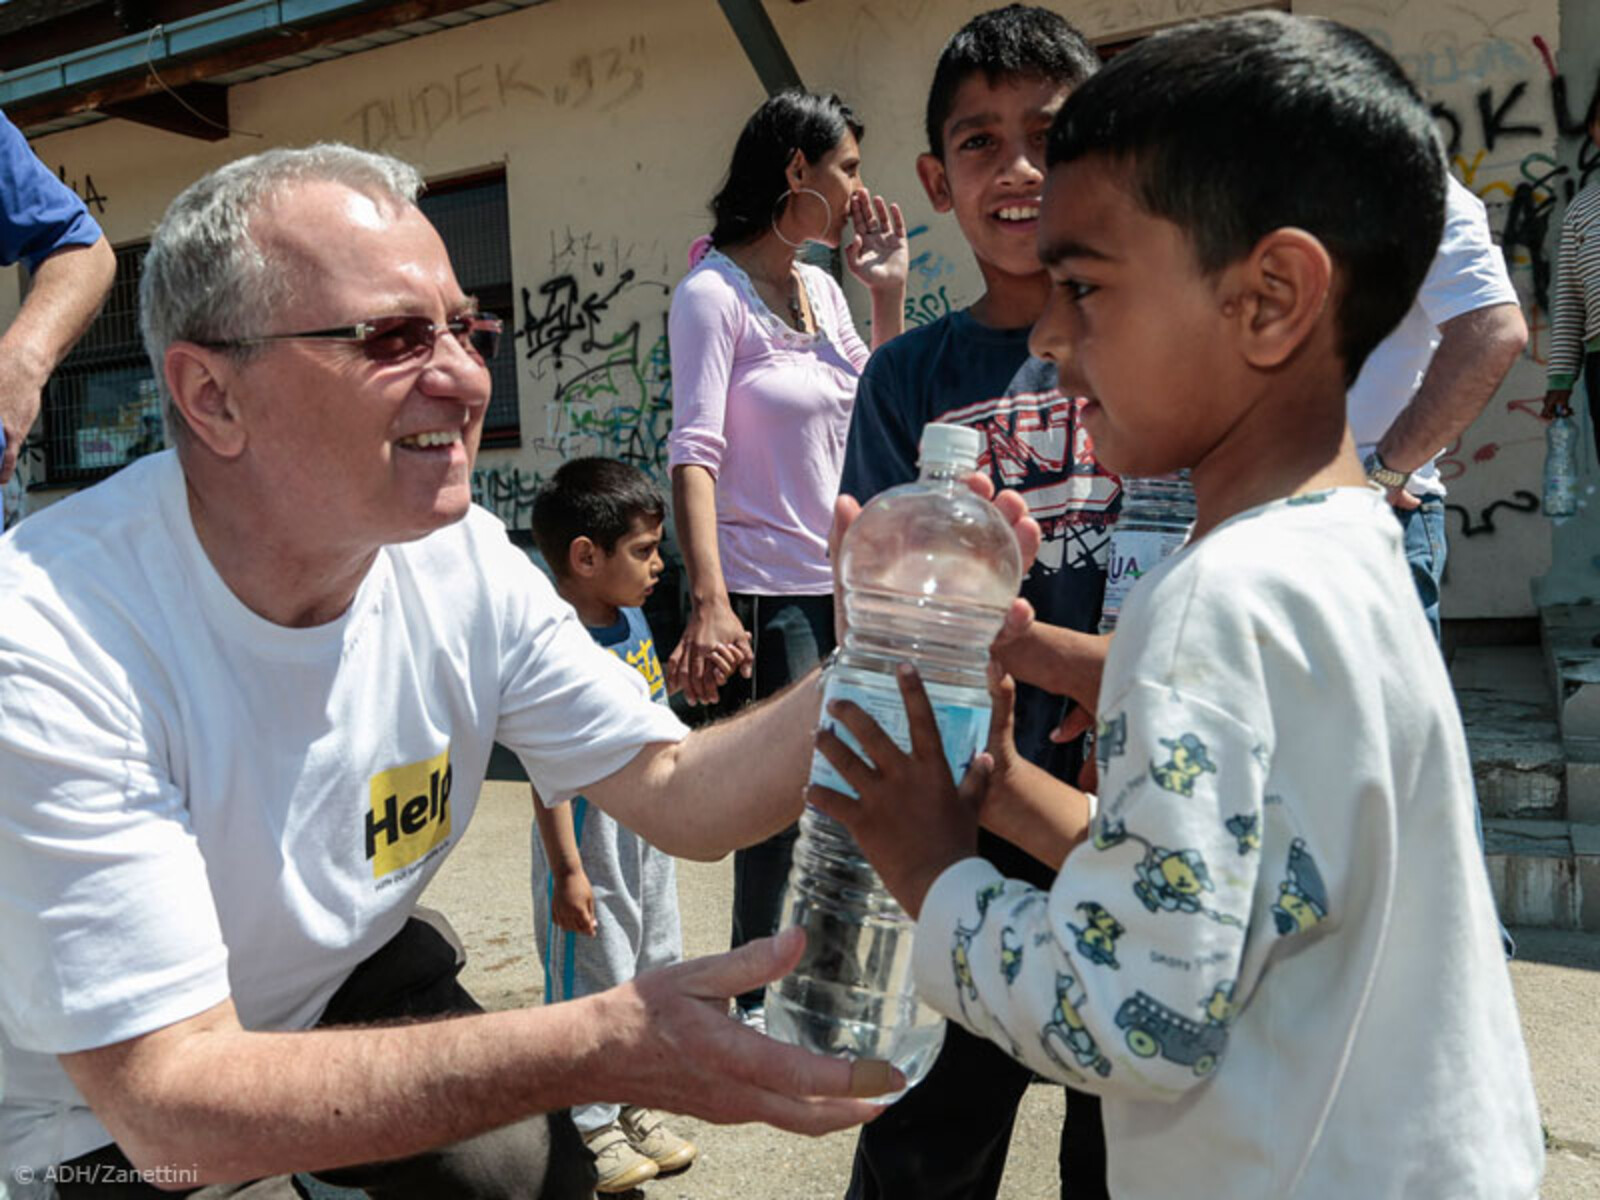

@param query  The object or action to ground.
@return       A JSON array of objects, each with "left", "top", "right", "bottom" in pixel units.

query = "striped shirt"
[{"left": 1548, "top": 181, "right": 1600, "bottom": 388}]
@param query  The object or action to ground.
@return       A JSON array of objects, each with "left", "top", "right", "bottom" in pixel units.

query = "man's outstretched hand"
[{"left": 591, "top": 928, "right": 902, "bottom": 1132}]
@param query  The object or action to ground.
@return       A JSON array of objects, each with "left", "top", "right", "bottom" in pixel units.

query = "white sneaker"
[{"left": 582, "top": 1121, "right": 658, "bottom": 1193}]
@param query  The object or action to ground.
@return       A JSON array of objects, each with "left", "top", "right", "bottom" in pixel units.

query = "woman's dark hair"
[{"left": 709, "top": 89, "right": 863, "bottom": 248}]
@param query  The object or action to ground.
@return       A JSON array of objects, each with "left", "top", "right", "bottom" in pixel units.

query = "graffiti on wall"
[
  {"left": 52, "top": 166, "right": 109, "bottom": 215},
  {"left": 1361, "top": 25, "right": 1599, "bottom": 320},
  {"left": 903, "top": 222, "right": 958, "bottom": 327},
  {"left": 345, "top": 37, "right": 647, "bottom": 151},
  {"left": 471, "top": 464, "right": 541, "bottom": 530},
  {"left": 514, "top": 230, "right": 674, "bottom": 484}
]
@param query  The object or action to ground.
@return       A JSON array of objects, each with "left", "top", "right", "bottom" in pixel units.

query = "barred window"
[
  {"left": 420, "top": 169, "right": 519, "bottom": 445},
  {"left": 36, "top": 241, "right": 160, "bottom": 488}
]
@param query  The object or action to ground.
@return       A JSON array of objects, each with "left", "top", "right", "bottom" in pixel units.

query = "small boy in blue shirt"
[{"left": 529, "top": 457, "right": 696, "bottom": 1194}]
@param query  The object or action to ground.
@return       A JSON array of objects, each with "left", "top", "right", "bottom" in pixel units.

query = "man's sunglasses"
[{"left": 199, "top": 313, "right": 503, "bottom": 363}]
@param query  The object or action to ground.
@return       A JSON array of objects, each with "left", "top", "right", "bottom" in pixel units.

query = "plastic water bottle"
[
  {"left": 1544, "top": 410, "right": 1578, "bottom": 520},
  {"left": 1098, "top": 472, "right": 1195, "bottom": 633},
  {"left": 764, "top": 423, "right": 1023, "bottom": 1096}
]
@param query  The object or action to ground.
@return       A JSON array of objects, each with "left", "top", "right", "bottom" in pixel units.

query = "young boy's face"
[
  {"left": 1029, "top": 156, "right": 1239, "bottom": 478},
  {"left": 591, "top": 517, "right": 665, "bottom": 611},
  {"left": 918, "top": 73, "right": 1070, "bottom": 282}
]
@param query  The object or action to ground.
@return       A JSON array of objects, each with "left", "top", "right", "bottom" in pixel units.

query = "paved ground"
[{"left": 424, "top": 781, "right": 1600, "bottom": 1199}]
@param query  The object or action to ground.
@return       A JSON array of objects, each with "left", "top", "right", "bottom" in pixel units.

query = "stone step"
[
  {"left": 1538, "top": 605, "right": 1600, "bottom": 824},
  {"left": 1483, "top": 819, "right": 1600, "bottom": 932},
  {"left": 1452, "top": 645, "right": 1566, "bottom": 820}
]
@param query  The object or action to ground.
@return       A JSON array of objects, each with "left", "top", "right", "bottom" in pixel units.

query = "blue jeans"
[
  {"left": 720, "top": 592, "right": 836, "bottom": 1013},
  {"left": 1393, "top": 494, "right": 1447, "bottom": 644}
]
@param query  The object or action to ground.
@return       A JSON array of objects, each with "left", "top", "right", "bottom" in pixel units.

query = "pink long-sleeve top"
[{"left": 667, "top": 249, "right": 870, "bottom": 595}]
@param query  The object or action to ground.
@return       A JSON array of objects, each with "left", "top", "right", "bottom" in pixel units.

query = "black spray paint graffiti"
[
  {"left": 1445, "top": 491, "right": 1541, "bottom": 539},
  {"left": 54, "top": 165, "right": 108, "bottom": 214},
  {"left": 1430, "top": 57, "right": 1600, "bottom": 314},
  {"left": 514, "top": 257, "right": 673, "bottom": 479},
  {"left": 472, "top": 466, "right": 541, "bottom": 530}
]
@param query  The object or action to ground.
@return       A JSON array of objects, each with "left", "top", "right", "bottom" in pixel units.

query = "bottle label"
[
  {"left": 1100, "top": 528, "right": 1188, "bottom": 630},
  {"left": 809, "top": 673, "right": 990, "bottom": 798}
]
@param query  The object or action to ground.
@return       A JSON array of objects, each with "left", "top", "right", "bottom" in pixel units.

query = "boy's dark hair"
[
  {"left": 531, "top": 457, "right": 665, "bottom": 578},
  {"left": 710, "top": 89, "right": 863, "bottom": 248},
  {"left": 925, "top": 5, "right": 1099, "bottom": 158},
  {"left": 1046, "top": 11, "right": 1445, "bottom": 385},
  {"left": 1585, "top": 76, "right": 1600, "bottom": 133}
]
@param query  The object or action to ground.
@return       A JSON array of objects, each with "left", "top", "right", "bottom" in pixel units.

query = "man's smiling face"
[{"left": 225, "top": 180, "right": 491, "bottom": 551}]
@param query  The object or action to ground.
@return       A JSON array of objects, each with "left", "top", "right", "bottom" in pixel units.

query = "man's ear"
[
  {"left": 568, "top": 536, "right": 601, "bottom": 578},
  {"left": 164, "top": 344, "right": 248, "bottom": 459},
  {"left": 915, "top": 153, "right": 953, "bottom": 213},
  {"left": 1228, "top": 228, "right": 1333, "bottom": 372}
]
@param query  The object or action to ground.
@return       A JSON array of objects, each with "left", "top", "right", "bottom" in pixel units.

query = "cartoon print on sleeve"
[
  {"left": 1271, "top": 837, "right": 1330, "bottom": 935},
  {"left": 1149, "top": 732, "right": 1218, "bottom": 797},
  {"left": 1067, "top": 901, "right": 1125, "bottom": 968},
  {"left": 1000, "top": 926, "right": 1024, "bottom": 984},
  {"left": 1041, "top": 971, "right": 1112, "bottom": 1080},
  {"left": 1096, "top": 711, "right": 1127, "bottom": 768},
  {"left": 1114, "top": 988, "right": 1228, "bottom": 1078},
  {"left": 1225, "top": 813, "right": 1261, "bottom": 855},
  {"left": 975, "top": 879, "right": 1006, "bottom": 923},
  {"left": 1129, "top": 839, "right": 1242, "bottom": 929},
  {"left": 953, "top": 920, "right": 978, "bottom": 1002}
]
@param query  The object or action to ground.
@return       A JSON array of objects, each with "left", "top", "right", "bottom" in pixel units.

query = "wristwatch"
[{"left": 1363, "top": 450, "right": 1410, "bottom": 491}]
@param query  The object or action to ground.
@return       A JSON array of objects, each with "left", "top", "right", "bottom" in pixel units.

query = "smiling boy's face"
[
  {"left": 917, "top": 73, "right": 1070, "bottom": 284},
  {"left": 1028, "top": 155, "right": 1242, "bottom": 478}
]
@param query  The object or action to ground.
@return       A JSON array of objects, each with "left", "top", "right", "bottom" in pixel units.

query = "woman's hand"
[
  {"left": 667, "top": 598, "right": 753, "bottom": 706},
  {"left": 844, "top": 192, "right": 909, "bottom": 295}
]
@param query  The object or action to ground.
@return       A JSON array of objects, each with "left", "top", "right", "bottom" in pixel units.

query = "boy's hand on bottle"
[
  {"left": 1541, "top": 389, "right": 1573, "bottom": 420},
  {"left": 806, "top": 663, "right": 987, "bottom": 919},
  {"left": 553, "top": 868, "right": 598, "bottom": 936}
]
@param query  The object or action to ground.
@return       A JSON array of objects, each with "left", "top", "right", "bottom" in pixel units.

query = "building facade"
[{"left": 2, "top": 0, "right": 1595, "bottom": 619}]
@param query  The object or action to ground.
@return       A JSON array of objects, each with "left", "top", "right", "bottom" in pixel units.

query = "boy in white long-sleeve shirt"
[{"left": 811, "top": 13, "right": 1544, "bottom": 1199}]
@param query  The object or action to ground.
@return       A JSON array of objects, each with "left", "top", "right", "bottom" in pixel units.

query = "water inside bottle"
[{"left": 764, "top": 805, "right": 949, "bottom": 1100}]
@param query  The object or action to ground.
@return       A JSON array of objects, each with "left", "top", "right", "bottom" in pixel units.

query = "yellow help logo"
[
  {"left": 365, "top": 748, "right": 453, "bottom": 878},
  {"left": 622, "top": 636, "right": 665, "bottom": 700}
]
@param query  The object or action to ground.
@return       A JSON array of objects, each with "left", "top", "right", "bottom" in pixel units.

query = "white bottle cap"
[{"left": 918, "top": 422, "right": 982, "bottom": 471}]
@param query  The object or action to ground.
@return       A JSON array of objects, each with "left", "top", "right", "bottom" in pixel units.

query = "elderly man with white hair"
[{"left": 0, "top": 143, "right": 1037, "bottom": 1199}]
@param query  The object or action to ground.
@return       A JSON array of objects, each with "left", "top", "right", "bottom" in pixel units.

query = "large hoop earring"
[{"left": 771, "top": 187, "right": 833, "bottom": 248}]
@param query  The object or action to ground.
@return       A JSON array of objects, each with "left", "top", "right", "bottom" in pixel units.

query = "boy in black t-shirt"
[{"left": 838, "top": 7, "right": 1117, "bottom": 1198}]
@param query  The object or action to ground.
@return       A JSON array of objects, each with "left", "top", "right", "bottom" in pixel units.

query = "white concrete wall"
[{"left": 5, "top": 0, "right": 1586, "bottom": 616}]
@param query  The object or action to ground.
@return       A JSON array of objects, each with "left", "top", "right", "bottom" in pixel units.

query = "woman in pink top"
[{"left": 666, "top": 89, "right": 907, "bottom": 1021}]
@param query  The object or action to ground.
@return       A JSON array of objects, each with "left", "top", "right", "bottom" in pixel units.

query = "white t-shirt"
[
  {"left": 0, "top": 451, "right": 686, "bottom": 1168},
  {"left": 915, "top": 488, "right": 1543, "bottom": 1199},
  {"left": 1347, "top": 175, "right": 1519, "bottom": 496}
]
